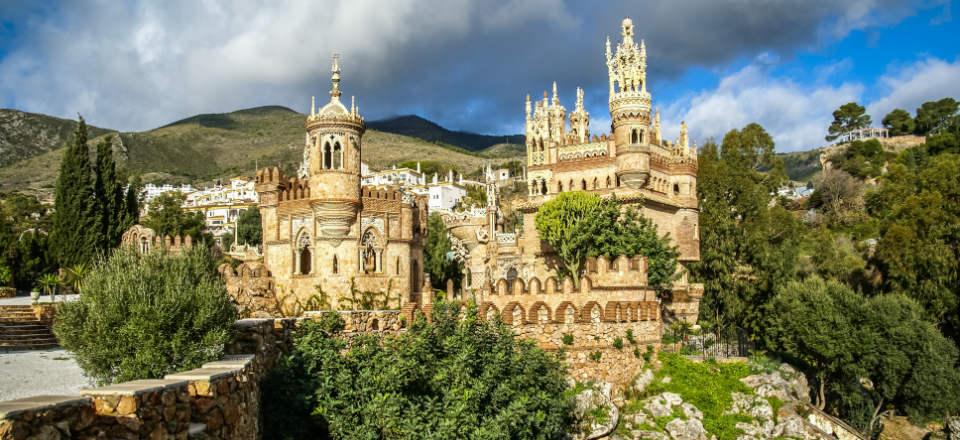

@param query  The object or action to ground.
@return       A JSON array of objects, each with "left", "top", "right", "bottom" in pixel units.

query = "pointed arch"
[
  {"left": 322, "top": 142, "right": 332, "bottom": 169},
  {"left": 332, "top": 142, "right": 342, "bottom": 169}
]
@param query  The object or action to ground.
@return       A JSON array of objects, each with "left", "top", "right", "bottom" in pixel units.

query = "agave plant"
[
  {"left": 38, "top": 273, "right": 60, "bottom": 302},
  {"left": 66, "top": 263, "right": 89, "bottom": 294}
]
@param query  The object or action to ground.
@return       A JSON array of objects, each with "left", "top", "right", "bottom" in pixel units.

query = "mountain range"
[{"left": 0, "top": 107, "right": 526, "bottom": 195}]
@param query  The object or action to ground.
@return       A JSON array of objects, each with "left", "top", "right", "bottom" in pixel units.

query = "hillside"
[
  {"left": 0, "top": 107, "right": 524, "bottom": 194},
  {"left": 0, "top": 109, "right": 113, "bottom": 168},
  {"left": 368, "top": 115, "right": 524, "bottom": 152}
]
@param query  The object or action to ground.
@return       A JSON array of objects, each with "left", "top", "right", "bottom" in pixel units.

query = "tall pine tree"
[
  {"left": 52, "top": 117, "right": 97, "bottom": 267},
  {"left": 123, "top": 174, "right": 141, "bottom": 230}
]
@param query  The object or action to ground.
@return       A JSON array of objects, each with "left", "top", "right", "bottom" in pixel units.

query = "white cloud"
[
  {"left": 867, "top": 57, "right": 960, "bottom": 120},
  {"left": 663, "top": 64, "right": 862, "bottom": 152}
]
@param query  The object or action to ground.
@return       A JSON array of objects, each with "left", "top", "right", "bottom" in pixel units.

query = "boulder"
[
  {"left": 666, "top": 418, "right": 708, "bottom": 440},
  {"left": 633, "top": 369, "right": 655, "bottom": 394}
]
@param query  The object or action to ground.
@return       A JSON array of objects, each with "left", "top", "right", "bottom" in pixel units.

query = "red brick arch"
[
  {"left": 554, "top": 301, "right": 578, "bottom": 324},
  {"left": 478, "top": 303, "right": 500, "bottom": 322},
  {"left": 580, "top": 301, "right": 602, "bottom": 324},
  {"left": 501, "top": 302, "right": 526, "bottom": 325},
  {"left": 528, "top": 301, "right": 552, "bottom": 324}
]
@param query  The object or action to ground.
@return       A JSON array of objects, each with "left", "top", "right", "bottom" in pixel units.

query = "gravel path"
[{"left": 0, "top": 349, "right": 91, "bottom": 401}]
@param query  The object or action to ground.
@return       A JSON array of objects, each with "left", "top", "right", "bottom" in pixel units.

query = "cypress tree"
[
  {"left": 123, "top": 174, "right": 141, "bottom": 229},
  {"left": 52, "top": 116, "right": 97, "bottom": 267},
  {"left": 93, "top": 136, "right": 124, "bottom": 251}
]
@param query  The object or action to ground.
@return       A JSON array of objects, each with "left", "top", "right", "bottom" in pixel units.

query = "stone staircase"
[{"left": 0, "top": 305, "right": 58, "bottom": 350}]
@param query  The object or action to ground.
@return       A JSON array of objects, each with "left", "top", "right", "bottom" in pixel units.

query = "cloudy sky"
[{"left": 0, "top": 0, "right": 957, "bottom": 151}]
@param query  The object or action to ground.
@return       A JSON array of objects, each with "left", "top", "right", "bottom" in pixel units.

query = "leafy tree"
[
  {"left": 881, "top": 108, "right": 915, "bottom": 136},
  {"left": 535, "top": 192, "right": 613, "bottom": 287},
  {"left": 6, "top": 230, "right": 55, "bottom": 290},
  {"left": 826, "top": 102, "right": 871, "bottom": 142},
  {"left": 828, "top": 139, "right": 888, "bottom": 179},
  {"left": 866, "top": 152, "right": 960, "bottom": 344},
  {"left": 765, "top": 277, "right": 864, "bottom": 410},
  {"left": 262, "top": 302, "right": 573, "bottom": 440},
  {"left": 423, "top": 212, "right": 462, "bottom": 289},
  {"left": 51, "top": 117, "right": 97, "bottom": 267},
  {"left": 691, "top": 124, "right": 802, "bottom": 334},
  {"left": 236, "top": 207, "right": 261, "bottom": 245},
  {"left": 592, "top": 205, "right": 678, "bottom": 292},
  {"left": 53, "top": 246, "right": 236, "bottom": 384},
  {"left": 914, "top": 97, "right": 958, "bottom": 135},
  {"left": 143, "top": 192, "right": 206, "bottom": 240}
]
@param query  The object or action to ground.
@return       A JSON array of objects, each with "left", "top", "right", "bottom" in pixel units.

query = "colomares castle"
[
  {"left": 4, "top": 6, "right": 958, "bottom": 440},
  {"left": 214, "top": 18, "right": 703, "bottom": 379}
]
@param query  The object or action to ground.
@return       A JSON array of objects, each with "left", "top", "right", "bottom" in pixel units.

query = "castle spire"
[
  {"left": 552, "top": 81, "right": 559, "bottom": 106},
  {"left": 351, "top": 96, "right": 356, "bottom": 115},
  {"left": 679, "top": 121, "right": 689, "bottom": 148},
  {"left": 311, "top": 96, "right": 316, "bottom": 116},
  {"left": 330, "top": 53, "right": 342, "bottom": 100},
  {"left": 575, "top": 87, "right": 584, "bottom": 111},
  {"left": 525, "top": 94, "right": 531, "bottom": 120}
]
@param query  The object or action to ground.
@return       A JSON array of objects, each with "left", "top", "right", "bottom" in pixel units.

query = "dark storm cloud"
[{"left": 0, "top": 0, "right": 921, "bottom": 135}]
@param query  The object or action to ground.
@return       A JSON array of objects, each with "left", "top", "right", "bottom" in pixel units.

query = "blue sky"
[{"left": 0, "top": 0, "right": 957, "bottom": 151}]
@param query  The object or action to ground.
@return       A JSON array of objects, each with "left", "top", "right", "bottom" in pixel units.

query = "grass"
[{"left": 620, "top": 353, "right": 756, "bottom": 440}]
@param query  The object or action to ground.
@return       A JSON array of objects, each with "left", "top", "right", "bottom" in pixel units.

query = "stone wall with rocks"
[{"left": 564, "top": 346, "right": 651, "bottom": 385}]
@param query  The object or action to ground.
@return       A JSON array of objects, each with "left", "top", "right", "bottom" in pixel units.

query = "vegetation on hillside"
[
  {"left": 695, "top": 97, "right": 960, "bottom": 431},
  {"left": 367, "top": 114, "right": 524, "bottom": 152},
  {"left": 53, "top": 245, "right": 237, "bottom": 385},
  {"left": 0, "top": 108, "right": 525, "bottom": 194},
  {"left": 262, "top": 302, "right": 573, "bottom": 440},
  {"left": 0, "top": 109, "right": 112, "bottom": 168}
]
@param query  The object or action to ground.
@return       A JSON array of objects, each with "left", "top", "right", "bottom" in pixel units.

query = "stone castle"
[
  {"left": 221, "top": 18, "right": 702, "bottom": 370},
  {"left": 445, "top": 17, "right": 702, "bottom": 327},
  {"left": 246, "top": 55, "right": 428, "bottom": 309}
]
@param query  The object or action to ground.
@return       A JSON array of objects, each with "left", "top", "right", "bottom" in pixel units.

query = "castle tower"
[
  {"left": 304, "top": 54, "right": 365, "bottom": 238},
  {"left": 569, "top": 87, "right": 590, "bottom": 143},
  {"left": 607, "top": 18, "right": 653, "bottom": 189}
]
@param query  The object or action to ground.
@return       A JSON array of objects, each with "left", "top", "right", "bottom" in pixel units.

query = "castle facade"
[
  {"left": 250, "top": 56, "right": 427, "bottom": 308},
  {"left": 446, "top": 18, "right": 702, "bottom": 324}
]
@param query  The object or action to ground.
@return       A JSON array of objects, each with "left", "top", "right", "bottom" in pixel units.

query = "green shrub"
[
  {"left": 626, "top": 328, "right": 636, "bottom": 345},
  {"left": 263, "top": 302, "right": 573, "bottom": 439},
  {"left": 54, "top": 246, "right": 237, "bottom": 385},
  {"left": 589, "top": 350, "right": 602, "bottom": 362},
  {"left": 562, "top": 333, "right": 574, "bottom": 345},
  {"left": 633, "top": 347, "right": 641, "bottom": 359},
  {"left": 643, "top": 345, "right": 654, "bottom": 363},
  {"left": 612, "top": 337, "right": 624, "bottom": 350}
]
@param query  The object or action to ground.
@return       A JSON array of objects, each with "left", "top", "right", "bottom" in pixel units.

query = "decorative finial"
[
  {"left": 311, "top": 96, "right": 316, "bottom": 116},
  {"left": 351, "top": 96, "right": 355, "bottom": 114},
  {"left": 575, "top": 87, "right": 584, "bottom": 111},
  {"left": 330, "top": 53, "right": 342, "bottom": 99},
  {"left": 525, "top": 94, "right": 531, "bottom": 119},
  {"left": 551, "top": 81, "right": 558, "bottom": 105},
  {"left": 640, "top": 39, "right": 646, "bottom": 56},
  {"left": 621, "top": 17, "right": 634, "bottom": 42}
]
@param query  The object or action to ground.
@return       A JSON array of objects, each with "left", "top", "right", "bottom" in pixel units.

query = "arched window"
[
  {"left": 332, "top": 142, "right": 342, "bottom": 169},
  {"left": 631, "top": 129, "right": 638, "bottom": 144},
  {"left": 506, "top": 267, "right": 518, "bottom": 294},
  {"left": 592, "top": 178, "right": 598, "bottom": 189},
  {"left": 396, "top": 256, "right": 401, "bottom": 275},
  {"left": 540, "top": 179, "right": 547, "bottom": 195},
  {"left": 581, "top": 179, "right": 587, "bottom": 190},
  {"left": 322, "top": 142, "right": 332, "bottom": 169},
  {"left": 530, "top": 180, "right": 536, "bottom": 195},
  {"left": 140, "top": 236, "right": 149, "bottom": 253},
  {"left": 557, "top": 181, "right": 563, "bottom": 193},
  {"left": 568, "top": 180, "right": 574, "bottom": 191},
  {"left": 639, "top": 129, "right": 645, "bottom": 144},
  {"left": 297, "top": 233, "right": 312, "bottom": 275},
  {"left": 361, "top": 229, "right": 381, "bottom": 273},
  {"left": 332, "top": 255, "right": 338, "bottom": 274},
  {"left": 606, "top": 176, "right": 612, "bottom": 188},
  {"left": 674, "top": 183, "right": 681, "bottom": 195}
]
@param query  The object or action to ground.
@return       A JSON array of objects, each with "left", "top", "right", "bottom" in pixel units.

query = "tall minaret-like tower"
[
  {"left": 305, "top": 54, "right": 366, "bottom": 238},
  {"left": 607, "top": 18, "right": 653, "bottom": 189}
]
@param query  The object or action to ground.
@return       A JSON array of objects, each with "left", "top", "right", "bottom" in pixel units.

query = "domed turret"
[{"left": 304, "top": 54, "right": 365, "bottom": 238}]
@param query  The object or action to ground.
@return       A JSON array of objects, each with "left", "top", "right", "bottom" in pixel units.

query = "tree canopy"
[
  {"left": 826, "top": 102, "right": 872, "bottom": 142},
  {"left": 882, "top": 108, "right": 915, "bottom": 136},
  {"left": 914, "top": 97, "right": 958, "bottom": 135},
  {"left": 262, "top": 303, "right": 573, "bottom": 440},
  {"left": 51, "top": 117, "right": 97, "bottom": 267},
  {"left": 143, "top": 192, "right": 206, "bottom": 240},
  {"left": 423, "top": 212, "right": 462, "bottom": 290},
  {"left": 535, "top": 191, "right": 677, "bottom": 291},
  {"left": 236, "top": 207, "right": 262, "bottom": 245}
]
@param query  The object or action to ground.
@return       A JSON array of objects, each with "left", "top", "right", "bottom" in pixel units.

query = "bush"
[
  {"left": 626, "top": 328, "right": 636, "bottom": 345},
  {"left": 589, "top": 351, "right": 602, "bottom": 362},
  {"left": 53, "top": 246, "right": 237, "bottom": 384},
  {"left": 612, "top": 337, "right": 624, "bottom": 350},
  {"left": 263, "top": 302, "right": 573, "bottom": 439},
  {"left": 562, "top": 333, "right": 574, "bottom": 345}
]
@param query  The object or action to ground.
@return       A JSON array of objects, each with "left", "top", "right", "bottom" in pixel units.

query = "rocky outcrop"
[{"left": 572, "top": 382, "right": 619, "bottom": 440}]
